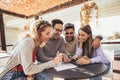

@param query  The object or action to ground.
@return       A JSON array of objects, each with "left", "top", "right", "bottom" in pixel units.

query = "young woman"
[
  {"left": 0, "top": 20, "right": 62, "bottom": 80},
  {"left": 73, "top": 25, "right": 110, "bottom": 80}
]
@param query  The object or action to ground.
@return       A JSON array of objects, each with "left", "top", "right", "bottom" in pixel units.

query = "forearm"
[
  {"left": 37, "top": 54, "right": 53, "bottom": 62},
  {"left": 36, "top": 47, "right": 53, "bottom": 62},
  {"left": 23, "top": 60, "right": 57, "bottom": 75},
  {"left": 90, "top": 56, "right": 103, "bottom": 63},
  {"left": 75, "top": 48, "right": 82, "bottom": 56},
  {"left": 91, "top": 46, "right": 106, "bottom": 63}
]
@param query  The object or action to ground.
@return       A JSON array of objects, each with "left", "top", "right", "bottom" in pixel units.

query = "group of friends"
[{"left": 0, "top": 19, "right": 110, "bottom": 80}]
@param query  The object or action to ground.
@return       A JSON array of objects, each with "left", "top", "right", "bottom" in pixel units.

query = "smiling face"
[
  {"left": 40, "top": 27, "right": 52, "bottom": 42},
  {"left": 52, "top": 24, "right": 63, "bottom": 39},
  {"left": 78, "top": 30, "right": 89, "bottom": 43},
  {"left": 64, "top": 28, "right": 74, "bottom": 42}
]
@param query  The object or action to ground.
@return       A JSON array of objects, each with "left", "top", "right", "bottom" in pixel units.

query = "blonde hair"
[{"left": 18, "top": 20, "right": 51, "bottom": 47}]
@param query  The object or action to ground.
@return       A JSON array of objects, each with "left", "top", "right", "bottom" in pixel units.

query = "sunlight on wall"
[{"left": 73, "top": 15, "right": 120, "bottom": 39}]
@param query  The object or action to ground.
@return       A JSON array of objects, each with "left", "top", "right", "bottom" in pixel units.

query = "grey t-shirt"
[{"left": 36, "top": 36, "right": 66, "bottom": 62}]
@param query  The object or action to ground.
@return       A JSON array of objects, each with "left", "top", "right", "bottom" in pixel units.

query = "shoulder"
[
  {"left": 59, "top": 36, "right": 65, "bottom": 42},
  {"left": 74, "top": 35, "right": 78, "bottom": 41},
  {"left": 59, "top": 36, "right": 64, "bottom": 40},
  {"left": 58, "top": 36, "right": 64, "bottom": 41},
  {"left": 18, "top": 37, "right": 35, "bottom": 47},
  {"left": 22, "top": 37, "right": 34, "bottom": 43},
  {"left": 74, "top": 36, "right": 78, "bottom": 42},
  {"left": 11, "top": 37, "right": 35, "bottom": 57},
  {"left": 94, "top": 45, "right": 103, "bottom": 51}
]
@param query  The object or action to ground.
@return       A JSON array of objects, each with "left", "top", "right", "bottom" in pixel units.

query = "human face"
[
  {"left": 40, "top": 27, "right": 51, "bottom": 42},
  {"left": 64, "top": 28, "right": 74, "bottom": 42},
  {"left": 53, "top": 24, "right": 63, "bottom": 39},
  {"left": 78, "top": 30, "right": 89, "bottom": 43}
]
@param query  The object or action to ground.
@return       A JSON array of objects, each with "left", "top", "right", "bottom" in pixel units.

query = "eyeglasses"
[
  {"left": 54, "top": 28, "right": 63, "bottom": 32},
  {"left": 65, "top": 32, "right": 74, "bottom": 35}
]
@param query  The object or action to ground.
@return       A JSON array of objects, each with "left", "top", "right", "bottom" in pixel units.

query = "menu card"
[{"left": 54, "top": 63, "right": 77, "bottom": 71}]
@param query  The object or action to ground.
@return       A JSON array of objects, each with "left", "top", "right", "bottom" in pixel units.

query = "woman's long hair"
[
  {"left": 18, "top": 20, "right": 51, "bottom": 47},
  {"left": 79, "top": 25, "right": 93, "bottom": 58}
]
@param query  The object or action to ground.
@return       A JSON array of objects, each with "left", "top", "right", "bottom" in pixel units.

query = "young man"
[{"left": 64, "top": 23, "right": 77, "bottom": 56}]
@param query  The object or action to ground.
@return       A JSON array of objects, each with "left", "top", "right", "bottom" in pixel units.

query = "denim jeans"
[
  {"left": 90, "top": 63, "right": 110, "bottom": 80},
  {"left": 35, "top": 71, "right": 52, "bottom": 80},
  {"left": 1, "top": 71, "right": 27, "bottom": 80},
  {"left": 90, "top": 76, "right": 102, "bottom": 80}
]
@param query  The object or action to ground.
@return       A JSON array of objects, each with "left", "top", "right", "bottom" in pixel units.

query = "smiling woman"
[{"left": 0, "top": 20, "right": 63, "bottom": 80}]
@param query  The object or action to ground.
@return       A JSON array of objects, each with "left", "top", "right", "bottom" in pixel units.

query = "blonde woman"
[{"left": 0, "top": 20, "right": 62, "bottom": 80}]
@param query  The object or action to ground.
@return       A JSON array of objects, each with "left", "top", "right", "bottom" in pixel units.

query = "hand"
[
  {"left": 53, "top": 54, "right": 63, "bottom": 65},
  {"left": 92, "top": 38, "right": 101, "bottom": 48},
  {"left": 78, "top": 42, "right": 83, "bottom": 48},
  {"left": 76, "top": 56, "right": 91, "bottom": 65},
  {"left": 27, "top": 77, "right": 34, "bottom": 80},
  {"left": 72, "top": 55, "right": 78, "bottom": 60},
  {"left": 62, "top": 54, "right": 71, "bottom": 63},
  {"left": 27, "top": 75, "right": 34, "bottom": 80}
]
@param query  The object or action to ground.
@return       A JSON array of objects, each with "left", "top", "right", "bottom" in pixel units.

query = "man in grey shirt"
[{"left": 36, "top": 19, "right": 68, "bottom": 62}]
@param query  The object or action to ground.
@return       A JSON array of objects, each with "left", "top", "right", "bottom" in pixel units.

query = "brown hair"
[
  {"left": 64, "top": 23, "right": 75, "bottom": 31},
  {"left": 51, "top": 19, "right": 63, "bottom": 28},
  {"left": 79, "top": 25, "right": 93, "bottom": 58}
]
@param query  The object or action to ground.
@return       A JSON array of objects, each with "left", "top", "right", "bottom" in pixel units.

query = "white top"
[{"left": 0, "top": 37, "right": 57, "bottom": 79}]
